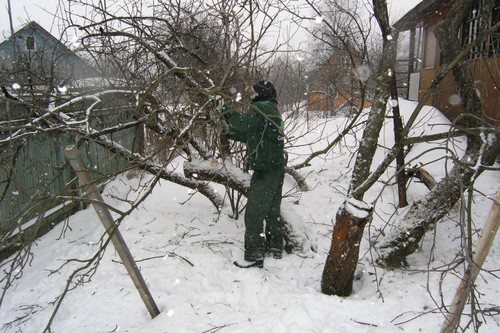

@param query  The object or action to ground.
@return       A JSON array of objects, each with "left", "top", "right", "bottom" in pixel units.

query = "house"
[
  {"left": 0, "top": 21, "right": 96, "bottom": 90},
  {"left": 394, "top": 0, "right": 499, "bottom": 123},
  {"left": 307, "top": 49, "right": 372, "bottom": 115}
]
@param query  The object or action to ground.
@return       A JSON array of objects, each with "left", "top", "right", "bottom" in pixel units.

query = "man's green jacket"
[{"left": 225, "top": 101, "right": 285, "bottom": 170}]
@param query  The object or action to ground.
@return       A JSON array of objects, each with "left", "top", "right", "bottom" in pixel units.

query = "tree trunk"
[
  {"left": 321, "top": 0, "right": 394, "bottom": 297},
  {"left": 322, "top": 198, "right": 373, "bottom": 296},
  {"left": 389, "top": 53, "right": 408, "bottom": 208},
  {"left": 348, "top": 0, "right": 394, "bottom": 196}
]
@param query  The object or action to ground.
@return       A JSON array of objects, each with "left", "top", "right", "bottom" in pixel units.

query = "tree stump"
[{"left": 322, "top": 198, "right": 373, "bottom": 296}]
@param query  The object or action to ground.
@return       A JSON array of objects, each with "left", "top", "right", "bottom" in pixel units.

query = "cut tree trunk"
[{"left": 322, "top": 198, "right": 373, "bottom": 296}]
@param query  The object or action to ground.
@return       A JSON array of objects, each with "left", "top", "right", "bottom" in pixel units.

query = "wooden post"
[
  {"left": 65, "top": 145, "right": 160, "bottom": 318},
  {"left": 441, "top": 191, "right": 500, "bottom": 333}
]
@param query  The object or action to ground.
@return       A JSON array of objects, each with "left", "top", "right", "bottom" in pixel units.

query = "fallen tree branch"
[
  {"left": 407, "top": 166, "right": 438, "bottom": 190},
  {"left": 285, "top": 166, "right": 310, "bottom": 191},
  {"left": 377, "top": 132, "right": 499, "bottom": 267}
]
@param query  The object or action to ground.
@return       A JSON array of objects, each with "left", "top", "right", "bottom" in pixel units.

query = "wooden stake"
[
  {"left": 441, "top": 191, "right": 500, "bottom": 333},
  {"left": 65, "top": 145, "right": 160, "bottom": 318}
]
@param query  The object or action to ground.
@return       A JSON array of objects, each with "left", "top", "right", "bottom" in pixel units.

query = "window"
[
  {"left": 461, "top": 0, "right": 499, "bottom": 59},
  {"left": 25, "top": 36, "right": 35, "bottom": 50},
  {"left": 424, "top": 24, "right": 438, "bottom": 68}
]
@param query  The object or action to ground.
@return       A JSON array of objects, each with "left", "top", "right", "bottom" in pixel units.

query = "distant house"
[
  {"left": 394, "top": 0, "right": 499, "bottom": 123},
  {"left": 307, "top": 50, "right": 372, "bottom": 115},
  {"left": 0, "top": 21, "right": 96, "bottom": 90}
]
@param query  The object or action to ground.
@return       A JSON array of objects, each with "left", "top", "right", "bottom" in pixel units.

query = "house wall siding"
[
  {"left": 419, "top": 57, "right": 500, "bottom": 123},
  {"left": 400, "top": 3, "right": 499, "bottom": 124}
]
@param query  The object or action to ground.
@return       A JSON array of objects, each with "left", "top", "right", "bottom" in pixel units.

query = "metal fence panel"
[{"left": 0, "top": 94, "right": 142, "bottom": 236}]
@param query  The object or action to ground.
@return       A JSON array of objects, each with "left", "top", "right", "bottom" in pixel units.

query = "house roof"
[
  {"left": 0, "top": 21, "right": 75, "bottom": 56},
  {"left": 0, "top": 21, "right": 98, "bottom": 84},
  {"left": 394, "top": 0, "right": 454, "bottom": 31}
]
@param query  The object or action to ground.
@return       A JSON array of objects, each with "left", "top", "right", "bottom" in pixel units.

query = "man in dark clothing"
[{"left": 223, "top": 81, "right": 286, "bottom": 268}]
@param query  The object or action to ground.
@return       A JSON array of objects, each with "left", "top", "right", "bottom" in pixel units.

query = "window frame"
[
  {"left": 460, "top": 0, "right": 499, "bottom": 60},
  {"left": 25, "top": 35, "right": 36, "bottom": 51}
]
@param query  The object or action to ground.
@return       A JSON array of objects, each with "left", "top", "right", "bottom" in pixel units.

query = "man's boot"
[{"left": 233, "top": 259, "right": 264, "bottom": 269}]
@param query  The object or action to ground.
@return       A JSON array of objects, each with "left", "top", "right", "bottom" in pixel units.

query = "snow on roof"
[{"left": 394, "top": 0, "right": 454, "bottom": 31}]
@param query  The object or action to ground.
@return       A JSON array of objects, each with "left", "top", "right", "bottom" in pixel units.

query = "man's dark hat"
[{"left": 253, "top": 81, "right": 277, "bottom": 102}]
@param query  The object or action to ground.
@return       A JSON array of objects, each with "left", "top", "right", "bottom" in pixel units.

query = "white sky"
[{"left": 1, "top": 0, "right": 422, "bottom": 42}]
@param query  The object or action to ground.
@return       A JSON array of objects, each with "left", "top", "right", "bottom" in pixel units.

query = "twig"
[
  {"left": 350, "top": 318, "right": 378, "bottom": 327},
  {"left": 112, "top": 255, "right": 166, "bottom": 264},
  {"left": 202, "top": 323, "right": 235, "bottom": 333}
]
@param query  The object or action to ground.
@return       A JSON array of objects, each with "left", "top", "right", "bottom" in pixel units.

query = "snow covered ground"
[{"left": 1, "top": 99, "right": 498, "bottom": 332}]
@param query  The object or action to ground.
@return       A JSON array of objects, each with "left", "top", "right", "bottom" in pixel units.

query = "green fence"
[{"left": 0, "top": 93, "right": 143, "bottom": 242}]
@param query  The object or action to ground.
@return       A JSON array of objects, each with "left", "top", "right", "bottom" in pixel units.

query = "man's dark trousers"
[{"left": 244, "top": 168, "right": 285, "bottom": 261}]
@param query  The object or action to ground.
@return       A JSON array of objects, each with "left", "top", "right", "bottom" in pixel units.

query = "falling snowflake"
[
  {"left": 235, "top": 92, "right": 242, "bottom": 102},
  {"left": 387, "top": 69, "right": 393, "bottom": 77},
  {"left": 70, "top": 36, "right": 81, "bottom": 50},
  {"left": 12, "top": 83, "right": 20, "bottom": 90},
  {"left": 386, "top": 34, "right": 393, "bottom": 41},
  {"left": 353, "top": 64, "right": 372, "bottom": 82},
  {"left": 315, "top": 16, "right": 324, "bottom": 24},
  {"left": 448, "top": 94, "right": 461, "bottom": 106},
  {"left": 167, "top": 309, "right": 175, "bottom": 317},
  {"left": 57, "top": 85, "right": 67, "bottom": 93},
  {"left": 229, "top": 86, "right": 237, "bottom": 94},
  {"left": 390, "top": 99, "right": 398, "bottom": 107}
]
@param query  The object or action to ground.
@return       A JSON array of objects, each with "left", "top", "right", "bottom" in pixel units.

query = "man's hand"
[{"left": 214, "top": 95, "right": 225, "bottom": 111}]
